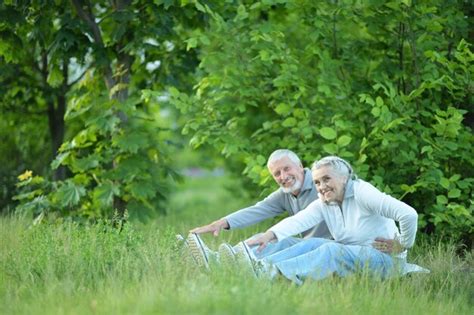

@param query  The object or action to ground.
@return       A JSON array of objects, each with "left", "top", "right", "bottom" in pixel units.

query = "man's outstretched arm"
[
  {"left": 189, "top": 190, "right": 285, "bottom": 236},
  {"left": 190, "top": 218, "right": 229, "bottom": 236}
]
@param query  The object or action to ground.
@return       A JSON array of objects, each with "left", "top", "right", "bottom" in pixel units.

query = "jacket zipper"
[{"left": 338, "top": 205, "right": 345, "bottom": 226}]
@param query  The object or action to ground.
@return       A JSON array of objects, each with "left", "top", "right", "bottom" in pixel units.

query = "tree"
[
  {"left": 4, "top": 0, "right": 204, "bottom": 221},
  {"left": 0, "top": 1, "right": 90, "bottom": 211}
]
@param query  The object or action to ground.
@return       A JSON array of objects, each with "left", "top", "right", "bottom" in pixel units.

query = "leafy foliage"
[
  {"left": 172, "top": 1, "right": 473, "bottom": 242},
  {"left": 6, "top": 0, "right": 205, "bottom": 220}
]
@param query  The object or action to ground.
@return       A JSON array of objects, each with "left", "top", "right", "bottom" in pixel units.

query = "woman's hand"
[
  {"left": 372, "top": 237, "right": 404, "bottom": 254},
  {"left": 246, "top": 231, "right": 276, "bottom": 252}
]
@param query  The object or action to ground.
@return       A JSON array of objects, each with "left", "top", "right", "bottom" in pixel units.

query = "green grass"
[{"left": 1, "top": 175, "right": 473, "bottom": 315}]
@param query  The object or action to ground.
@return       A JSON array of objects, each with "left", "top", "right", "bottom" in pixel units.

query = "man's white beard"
[{"left": 281, "top": 179, "right": 302, "bottom": 194}]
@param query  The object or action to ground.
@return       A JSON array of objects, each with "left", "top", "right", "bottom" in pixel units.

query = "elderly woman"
[{"left": 245, "top": 156, "right": 427, "bottom": 283}]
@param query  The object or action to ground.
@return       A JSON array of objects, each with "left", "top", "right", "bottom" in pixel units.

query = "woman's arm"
[
  {"left": 358, "top": 181, "right": 418, "bottom": 249},
  {"left": 268, "top": 199, "right": 325, "bottom": 241}
]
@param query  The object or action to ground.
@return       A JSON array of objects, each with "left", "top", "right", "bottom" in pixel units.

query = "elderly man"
[{"left": 181, "top": 149, "right": 330, "bottom": 269}]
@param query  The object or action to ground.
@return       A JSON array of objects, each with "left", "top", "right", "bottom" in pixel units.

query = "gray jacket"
[{"left": 225, "top": 169, "right": 330, "bottom": 238}]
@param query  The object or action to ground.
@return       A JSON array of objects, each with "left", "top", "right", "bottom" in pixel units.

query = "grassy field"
[{"left": 1, "top": 175, "right": 473, "bottom": 315}]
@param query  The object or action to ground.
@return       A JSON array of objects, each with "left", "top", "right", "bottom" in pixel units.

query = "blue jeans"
[
  {"left": 239, "top": 234, "right": 303, "bottom": 260},
  {"left": 263, "top": 238, "right": 394, "bottom": 284}
]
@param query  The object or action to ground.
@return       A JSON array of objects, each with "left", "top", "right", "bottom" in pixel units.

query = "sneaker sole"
[
  {"left": 218, "top": 243, "right": 236, "bottom": 266},
  {"left": 235, "top": 242, "right": 257, "bottom": 276},
  {"left": 176, "top": 234, "right": 198, "bottom": 266},
  {"left": 187, "top": 233, "right": 210, "bottom": 270}
]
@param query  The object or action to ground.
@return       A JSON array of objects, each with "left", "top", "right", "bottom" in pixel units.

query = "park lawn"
[{"left": 1, "top": 175, "right": 472, "bottom": 315}]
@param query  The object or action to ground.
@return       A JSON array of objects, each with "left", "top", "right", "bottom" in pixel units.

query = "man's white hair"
[
  {"left": 267, "top": 149, "right": 302, "bottom": 168},
  {"left": 311, "top": 156, "right": 356, "bottom": 179}
]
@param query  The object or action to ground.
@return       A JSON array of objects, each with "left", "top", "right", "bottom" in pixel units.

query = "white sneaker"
[
  {"left": 234, "top": 241, "right": 258, "bottom": 277},
  {"left": 218, "top": 243, "right": 237, "bottom": 266},
  {"left": 254, "top": 260, "right": 280, "bottom": 280},
  {"left": 176, "top": 234, "right": 187, "bottom": 244},
  {"left": 186, "top": 233, "right": 211, "bottom": 270}
]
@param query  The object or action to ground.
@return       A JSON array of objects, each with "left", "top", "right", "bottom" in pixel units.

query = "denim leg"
[
  {"left": 237, "top": 233, "right": 303, "bottom": 260},
  {"left": 274, "top": 242, "right": 394, "bottom": 283},
  {"left": 263, "top": 238, "right": 333, "bottom": 264}
]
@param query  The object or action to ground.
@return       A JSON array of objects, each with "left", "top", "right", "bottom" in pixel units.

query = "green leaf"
[
  {"left": 262, "top": 121, "right": 272, "bottom": 130},
  {"left": 195, "top": 2, "right": 206, "bottom": 12},
  {"left": 109, "top": 83, "right": 128, "bottom": 98},
  {"left": 401, "top": 0, "right": 412, "bottom": 7},
  {"left": 114, "top": 132, "right": 150, "bottom": 153},
  {"left": 375, "top": 96, "right": 384, "bottom": 107},
  {"left": 436, "top": 195, "right": 448, "bottom": 205},
  {"left": 371, "top": 107, "right": 381, "bottom": 117},
  {"left": 319, "top": 127, "right": 337, "bottom": 140},
  {"left": 337, "top": 135, "right": 352, "bottom": 147},
  {"left": 51, "top": 151, "right": 71, "bottom": 170},
  {"left": 256, "top": 155, "right": 266, "bottom": 165},
  {"left": 72, "top": 154, "right": 100, "bottom": 172},
  {"left": 322, "top": 143, "right": 338, "bottom": 154},
  {"left": 88, "top": 114, "right": 120, "bottom": 133},
  {"left": 128, "top": 181, "right": 156, "bottom": 200},
  {"left": 186, "top": 37, "right": 198, "bottom": 50},
  {"left": 93, "top": 181, "right": 119, "bottom": 206},
  {"left": 169, "top": 87, "right": 180, "bottom": 98},
  {"left": 236, "top": 4, "right": 249, "bottom": 20},
  {"left": 56, "top": 182, "right": 86, "bottom": 207},
  {"left": 449, "top": 174, "right": 461, "bottom": 182},
  {"left": 47, "top": 66, "right": 64, "bottom": 88},
  {"left": 275, "top": 103, "right": 291, "bottom": 116},
  {"left": 448, "top": 189, "right": 461, "bottom": 199},
  {"left": 421, "top": 146, "right": 432, "bottom": 154},
  {"left": 200, "top": 35, "right": 210, "bottom": 45},
  {"left": 440, "top": 177, "right": 450, "bottom": 189},
  {"left": 282, "top": 117, "right": 296, "bottom": 127},
  {"left": 401, "top": 184, "right": 415, "bottom": 193}
]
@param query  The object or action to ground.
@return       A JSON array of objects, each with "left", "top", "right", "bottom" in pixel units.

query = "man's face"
[
  {"left": 312, "top": 166, "right": 347, "bottom": 204},
  {"left": 268, "top": 157, "right": 304, "bottom": 195}
]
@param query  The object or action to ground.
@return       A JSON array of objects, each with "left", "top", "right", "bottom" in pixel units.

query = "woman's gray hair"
[
  {"left": 311, "top": 156, "right": 357, "bottom": 179},
  {"left": 267, "top": 149, "right": 302, "bottom": 168}
]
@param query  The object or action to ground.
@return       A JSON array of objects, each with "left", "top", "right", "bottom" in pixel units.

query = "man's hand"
[
  {"left": 246, "top": 231, "right": 276, "bottom": 253},
  {"left": 190, "top": 218, "right": 229, "bottom": 237},
  {"left": 372, "top": 237, "right": 404, "bottom": 254}
]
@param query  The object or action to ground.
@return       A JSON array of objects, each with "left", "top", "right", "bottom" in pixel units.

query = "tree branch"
[
  {"left": 70, "top": 0, "right": 105, "bottom": 48},
  {"left": 70, "top": 0, "right": 115, "bottom": 90},
  {"left": 67, "top": 64, "right": 92, "bottom": 88}
]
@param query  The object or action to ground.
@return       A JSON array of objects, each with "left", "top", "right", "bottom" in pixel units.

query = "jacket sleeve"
[
  {"left": 269, "top": 200, "right": 324, "bottom": 241},
  {"left": 224, "top": 190, "right": 286, "bottom": 229},
  {"left": 357, "top": 181, "right": 418, "bottom": 249}
]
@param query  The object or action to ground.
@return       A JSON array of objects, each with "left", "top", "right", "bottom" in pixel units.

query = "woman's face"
[{"left": 312, "top": 165, "right": 347, "bottom": 205}]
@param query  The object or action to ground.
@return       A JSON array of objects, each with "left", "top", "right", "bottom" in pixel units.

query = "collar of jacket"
[
  {"left": 343, "top": 179, "right": 355, "bottom": 199},
  {"left": 301, "top": 168, "right": 314, "bottom": 193}
]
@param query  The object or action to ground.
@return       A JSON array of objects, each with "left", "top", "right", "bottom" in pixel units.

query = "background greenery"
[
  {"left": 171, "top": 0, "right": 474, "bottom": 243},
  {"left": 0, "top": 0, "right": 472, "bottom": 264},
  {"left": 1, "top": 2, "right": 472, "bottom": 313},
  {"left": 1, "top": 0, "right": 472, "bottom": 244}
]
